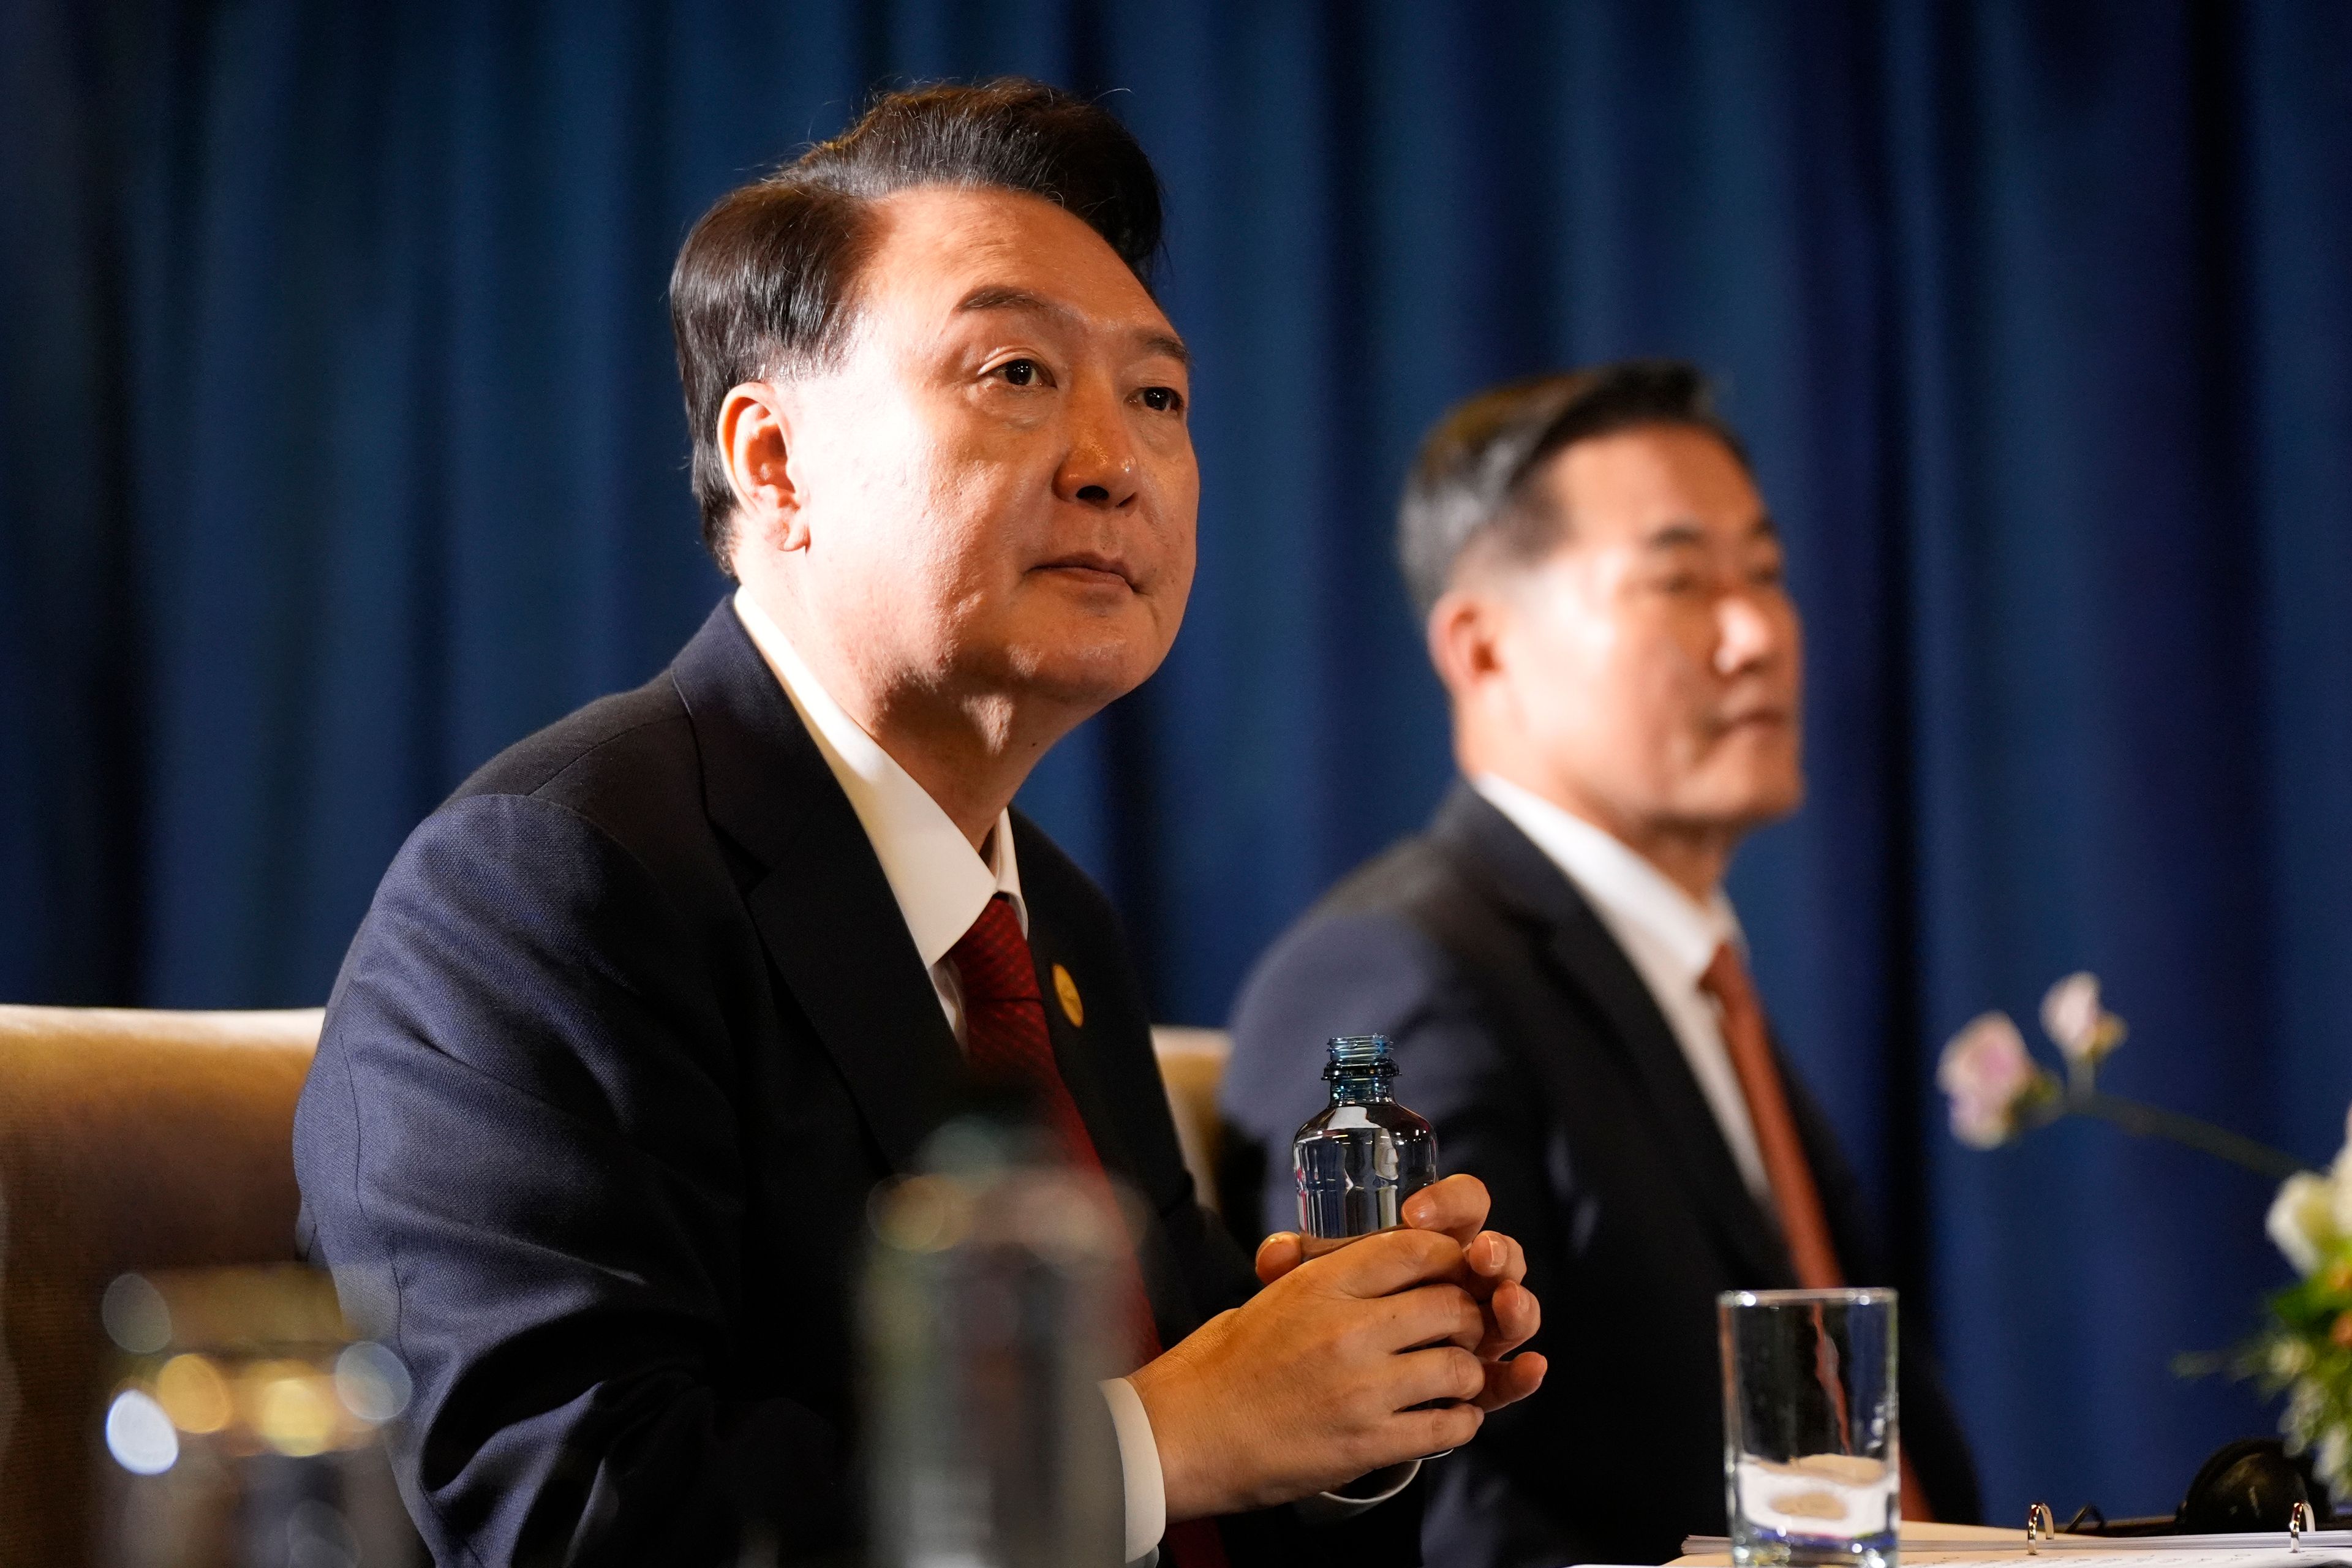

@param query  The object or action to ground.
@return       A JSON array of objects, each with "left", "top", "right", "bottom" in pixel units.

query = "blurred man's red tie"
[
  {"left": 1701, "top": 941, "right": 1934, "bottom": 1524},
  {"left": 951, "top": 894, "right": 1231, "bottom": 1568}
]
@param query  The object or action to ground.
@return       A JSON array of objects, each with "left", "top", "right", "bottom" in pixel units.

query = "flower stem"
[{"left": 2068, "top": 1091, "right": 2313, "bottom": 1180}]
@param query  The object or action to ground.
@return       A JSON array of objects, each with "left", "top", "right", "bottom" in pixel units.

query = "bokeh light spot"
[
  {"left": 155, "top": 1354, "right": 233, "bottom": 1433},
  {"left": 255, "top": 1373, "right": 339, "bottom": 1457},
  {"left": 334, "top": 1341, "right": 412, "bottom": 1422},
  {"left": 105, "top": 1390, "right": 179, "bottom": 1474},
  {"left": 100, "top": 1275, "right": 171, "bottom": 1354}
]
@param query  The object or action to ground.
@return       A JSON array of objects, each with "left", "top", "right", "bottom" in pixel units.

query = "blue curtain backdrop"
[{"left": 5, "top": 0, "right": 2351, "bottom": 1528}]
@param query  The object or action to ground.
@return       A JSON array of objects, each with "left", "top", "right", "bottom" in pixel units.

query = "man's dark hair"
[
  {"left": 670, "top": 78, "right": 1164, "bottom": 565},
  {"left": 1396, "top": 359, "right": 1752, "bottom": 619}
]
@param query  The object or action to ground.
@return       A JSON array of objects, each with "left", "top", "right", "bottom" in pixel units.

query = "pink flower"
[
  {"left": 1937, "top": 1012, "right": 2045, "bottom": 1149},
  {"left": 2041, "top": 971, "right": 2127, "bottom": 1067}
]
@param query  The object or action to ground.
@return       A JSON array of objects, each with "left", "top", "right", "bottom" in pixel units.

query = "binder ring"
[
  {"left": 2291, "top": 1500, "right": 2316, "bottom": 1551},
  {"left": 2026, "top": 1502, "right": 2056, "bottom": 1553}
]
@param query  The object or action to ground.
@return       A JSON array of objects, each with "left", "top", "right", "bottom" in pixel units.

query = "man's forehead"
[
  {"left": 1540, "top": 426, "right": 1764, "bottom": 538},
  {"left": 862, "top": 184, "right": 1175, "bottom": 339}
]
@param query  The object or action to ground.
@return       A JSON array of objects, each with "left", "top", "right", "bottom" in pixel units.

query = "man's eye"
[
  {"left": 998, "top": 359, "right": 1041, "bottom": 386},
  {"left": 1140, "top": 385, "right": 1185, "bottom": 413}
]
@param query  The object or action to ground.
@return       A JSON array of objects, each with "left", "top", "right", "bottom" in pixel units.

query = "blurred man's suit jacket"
[
  {"left": 293, "top": 601, "right": 1417, "bottom": 1568},
  {"left": 1219, "top": 784, "right": 1981, "bottom": 1568}
]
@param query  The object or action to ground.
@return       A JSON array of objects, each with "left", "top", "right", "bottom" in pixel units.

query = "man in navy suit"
[
  {"left": 1220, "top": 364, "right": 1982, "bottom": 1568},
  {"left": 293, "top": 82, "right": 1544, "bottom": 1567}
]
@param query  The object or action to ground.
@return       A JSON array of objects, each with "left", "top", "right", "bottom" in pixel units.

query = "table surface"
[{"left": 1668, "top": 1517, "right": 2038, "bottom": 1566}]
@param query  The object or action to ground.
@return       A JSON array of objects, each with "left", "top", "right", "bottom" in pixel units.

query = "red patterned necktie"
[
  {"left": 1700, "top": 941, "right": 1933, "bottom": 1523},
  {"left": 948, "top": 894, "right": 1231, "bottom": 1568}
]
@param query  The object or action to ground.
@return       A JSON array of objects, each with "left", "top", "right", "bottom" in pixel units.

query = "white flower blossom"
[
  {"left": 2040, "top": 971, "right": 2123, "bottom": 1066},
  {"left": 1937, "top": 1013, "right": 2042, "bottom": 1150},
  {"left": 2316, "top": 1428, "right": 2350, "bottom": 1498},
  {"left": 2269, "top": 1107, "right": 2352, "bottom": 1274},
  {"left": 2333, "top": 1109, "right": 2352, "bottom": 1237},
  {"left": 2266, "top": 1172, "right": 2338, "bottom": 1276}
]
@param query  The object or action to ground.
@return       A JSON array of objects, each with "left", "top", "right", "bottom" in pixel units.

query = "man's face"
[
  {"left": 760, "top": 186, "right": 1197, "bottom": 722},
  {"left": 1488, "top": 424, "right": 1803, "bottom": 843}
]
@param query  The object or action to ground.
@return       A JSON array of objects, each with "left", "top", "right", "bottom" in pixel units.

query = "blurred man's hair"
[
  {"left": 1396, "top": 360, "right": 1752, "bottom": 619},
  {"left": 671, "top": 78, "right": 1164, "bottom": 566}
]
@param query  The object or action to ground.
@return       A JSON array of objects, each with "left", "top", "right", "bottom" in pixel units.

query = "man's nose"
[
  {"left": 1714, "top": 590, "right": 1785, "bottom": 676},
  {"left": 1057, "top": 380, "right": 1140, "bottom": 509}
]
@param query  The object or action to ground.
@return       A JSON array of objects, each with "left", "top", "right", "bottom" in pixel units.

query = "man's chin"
[
  {"left": 1677, "top": 766, "right": 1804, "bottom": 835},
  {"left": 997, "top": 639, "right": 1167, "bottom": 714},
  {"left": 1727, "top": 775, "right": 1806, "bottom": 831}
]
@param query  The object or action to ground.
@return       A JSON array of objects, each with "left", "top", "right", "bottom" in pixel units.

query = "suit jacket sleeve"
[{"left": 294, "top": 793, "right": 850, "bottom": 1567}]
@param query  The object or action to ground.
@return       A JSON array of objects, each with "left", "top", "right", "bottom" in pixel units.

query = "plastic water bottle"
[{"left": 1291, "top": 1035, "right": 1438, "bottom": 1253}]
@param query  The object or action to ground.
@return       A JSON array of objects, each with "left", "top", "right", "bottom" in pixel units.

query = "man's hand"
[
  {"left": 1128, "top": 1227, "right": 1491, "bottom": 1520},
  {"left": 1254, "top": 1174, "right": 1545, "bottom": 1411}
]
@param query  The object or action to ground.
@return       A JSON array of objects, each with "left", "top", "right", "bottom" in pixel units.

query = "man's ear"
[
  {"left": 1427, "top": 583, "right": 1508, "bottom": 707},
  {"left": 717, "top": 382, "right": 807, "bottom": 557}
]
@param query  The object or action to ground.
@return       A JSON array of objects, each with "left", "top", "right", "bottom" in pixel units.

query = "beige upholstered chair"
[
  {"left": 1150, "top": 1025, "right": 1232, "bottom": 1215},
  {"left": 0, "top": 1006, "right": 323, "bottom": 1568}
]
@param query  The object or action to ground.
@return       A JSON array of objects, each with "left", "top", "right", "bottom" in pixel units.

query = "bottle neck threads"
[{"left": 1324, "top": 1035, "right": 1398, "bottom": 1105}]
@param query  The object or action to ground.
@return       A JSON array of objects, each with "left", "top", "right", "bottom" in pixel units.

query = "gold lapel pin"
[{"left": 1050, "top": 963, "right": 1084, "bottom": 1028}]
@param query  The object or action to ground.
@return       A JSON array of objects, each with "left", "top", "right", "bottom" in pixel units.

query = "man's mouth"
[
  {"left": 1716, "top": 706, "right": 1793, "bottom": 734},
  {"left": 1033, "top": 551, "right": 1137, "bottom": 589}
]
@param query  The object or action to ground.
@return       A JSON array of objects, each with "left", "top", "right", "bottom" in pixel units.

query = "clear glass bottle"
[
  {"left": 862, "top": 1113, "right": 1127, "bottom": 1568},
  {"left": 1292, "top": 1035, "right": 1438, "bottom": 1251}
]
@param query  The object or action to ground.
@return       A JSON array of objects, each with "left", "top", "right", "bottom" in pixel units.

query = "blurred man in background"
[
  {"left": 295, "top": 81, "right": 1542, "bottom": 1567},
  {"left": 1220, "top": 362, "right": 1980, "bottom": 1567}
]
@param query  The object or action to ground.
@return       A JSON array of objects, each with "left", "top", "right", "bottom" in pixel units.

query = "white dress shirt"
[
  {"left": 731, "top": 589, "right": 1169, "bottom": 1561},
  {"left": 1471, "top": 774, "right": 1772, "bottom": 1202}
]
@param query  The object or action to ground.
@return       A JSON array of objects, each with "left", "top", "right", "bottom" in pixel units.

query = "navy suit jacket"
[
  {"left": 1219, "top": 785, "right": 1982, "bottom": 1568},
  {"left": 294, "top": 603, "right": 1415, "bottom": 1567}
]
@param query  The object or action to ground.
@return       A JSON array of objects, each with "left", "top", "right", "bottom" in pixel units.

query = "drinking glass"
[
  {"left": 862, "top": 1114, "right": 1128, "bottom": 1568},
  {"left": 1719, "top": 1287, "right": 1900, "bottom": 1568}
]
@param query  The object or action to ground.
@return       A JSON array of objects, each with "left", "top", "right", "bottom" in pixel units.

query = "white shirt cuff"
[
  {"left": 1297, "top": 1458, "right": 1420, "bottom": 1522},
  {"left": 1101, "top": 1377, "right": 1167, "bottom": 1564}
]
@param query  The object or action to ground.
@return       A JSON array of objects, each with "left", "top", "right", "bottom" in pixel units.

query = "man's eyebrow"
[
  {"left": 1137, "top": 331, "right": 1191, "bottom": 369},
  {"left": 1639, "top": 513, "right": 1780, "bottom": 549},
  {"left": 1642, "top": 520, "right": 1711, "bottom": 550},
  {"left": 953, "top": 285, "right": 1191, "bottom": 369},
  {"left": 956, "top": 284, "right": 1068, "bottom": 320}
]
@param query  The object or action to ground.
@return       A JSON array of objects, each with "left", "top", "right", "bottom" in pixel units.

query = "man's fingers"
[
  {"left": 1254, "top": 1231, "right": 1305, "bottom": 1285},
  {"left": 1359, "top": 1282, "right": 1483, "bottom": 1355},
  {"left": 1390, "top": 1343, "right": 1487, "bottom": 1409},
  {"left": 1470, "top": 1350, "right": 1548, "bottom": 1412},
  {"left": 1390, "top": 1395, "right": 1485, "bottom": 1458},
  {"left": 1399, "top": 1173, "right": 1490, "bottom": 1247},
  {"left": 1467, "top": 1229, "right": 1526, "bottom": 1285},
  {"left": 1313, "top": 1224, "right": 1465, "bottom": 1298},
  {"left": 1474, "top": 1278, "right": 1540, "bottom": 1359}
]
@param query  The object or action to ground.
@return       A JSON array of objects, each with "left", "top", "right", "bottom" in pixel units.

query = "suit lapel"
[
  {"left": 1431, "top": 785, "right": 1793, "bottom": 1286},
  {"left": 669, "top": 601, "right": 968, "bottom": 1174},
  {"left": 1025, "top": 914, "right": 1139, "bottom": 1185}
]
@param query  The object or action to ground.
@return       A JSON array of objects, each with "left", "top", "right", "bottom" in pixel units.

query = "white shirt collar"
[
  {"left": 1470, "top": 773, "right": 1740, "bottom": 984},
  {"left": 731, "top": 587, "right": 1023, "bottom": 966}
]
